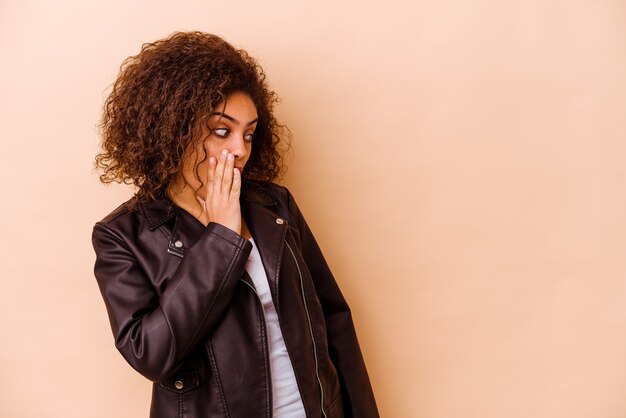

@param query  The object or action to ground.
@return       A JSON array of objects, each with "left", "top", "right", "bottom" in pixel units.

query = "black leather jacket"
[{"left": 92, "top": 179, "right": 379, "bottom": 418}]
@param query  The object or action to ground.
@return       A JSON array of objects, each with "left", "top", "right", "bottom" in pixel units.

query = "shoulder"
[
  {"left": 243, "top": 179, "right": 307, "bottom": 229},
  {"left": 243, "top": 179, "right": 293, "bottom": 205},
  {"left": 96, "top": 198, "right": 134, "bottom": 225},
  {"left": 242, "top": 179, "right": 305, "bottom": 223},
  {"left": 92, "top": 195, "right": 145, "bottom": 240}
]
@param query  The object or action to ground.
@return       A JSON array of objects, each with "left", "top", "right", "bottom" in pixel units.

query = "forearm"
[{"left": 93, "top": 221, "right": 252, "bottom": 381}]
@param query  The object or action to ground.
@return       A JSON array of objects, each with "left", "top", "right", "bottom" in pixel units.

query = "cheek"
[
  {"left": 195, "top": 158, "right": 210, "bottom": 181},
  {"left": 184, "top": 140, "right": 212, "bottom": 184},
  {"left": 204, "top": 139, "right": 225, "bottom": 161}
]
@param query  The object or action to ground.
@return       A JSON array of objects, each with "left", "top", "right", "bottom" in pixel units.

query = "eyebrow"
[{"left": 211, "top": 112, "right": 258, "bottom": 126}]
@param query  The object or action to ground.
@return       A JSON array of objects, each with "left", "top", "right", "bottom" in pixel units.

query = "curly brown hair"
[{"left": 95, "top": 31, "right": 290, "bottom": 208}]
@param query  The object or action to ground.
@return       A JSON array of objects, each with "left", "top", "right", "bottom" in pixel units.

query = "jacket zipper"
[
  {"left": 285, "top": 240, "right": 328, "bottom": 418},
  {"left": 240, "top": 278, "right": 273, "bottom": 418}
]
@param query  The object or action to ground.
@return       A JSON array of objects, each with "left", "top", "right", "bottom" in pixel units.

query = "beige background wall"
[{"left": 1, "top": 1, "right": 625, "bottom": 417}]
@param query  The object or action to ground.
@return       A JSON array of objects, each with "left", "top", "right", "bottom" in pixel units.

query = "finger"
[
  {"left": 206, "top": 154, "right": 216, "bottom": 191},
  {"left": 206, "top": 141, "right": 216, "bottom": 184},
  {"left": 214, "top": 149, "right": 228, "bottom": 193},
  {"left": 231, "top": 166, "right": 241, "bottom": 198},
  {"left": 204, "top": 140, "right": 216, "bottom": 193},
  {"left": 222, "top": 152, "right": 235, "bottom": 193}
]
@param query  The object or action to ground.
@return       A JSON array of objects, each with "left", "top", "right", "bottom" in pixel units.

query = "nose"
[{"left": 228, "top": 133, "right": 248, "bottom": 161}]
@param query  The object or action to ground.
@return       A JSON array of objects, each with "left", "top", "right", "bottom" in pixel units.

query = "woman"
[{"left": 92, "top": 31, "right": 379, "bottom": 418}]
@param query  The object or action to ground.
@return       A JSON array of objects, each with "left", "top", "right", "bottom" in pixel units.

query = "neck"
[{"left": 166, "top": 177, "right": 208, "bottom": 226}]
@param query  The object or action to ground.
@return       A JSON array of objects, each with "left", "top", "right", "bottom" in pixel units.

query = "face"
[{"left": 176, "top": 91, "right": 258, "bottom": 198}]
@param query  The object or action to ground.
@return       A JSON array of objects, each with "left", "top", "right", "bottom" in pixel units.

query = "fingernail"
[
  {"left": 221, "top": 149, "right": 228, "bottom": 156},
  {"left": 227, "top": 153, "right": 233, "bottom": 160}
]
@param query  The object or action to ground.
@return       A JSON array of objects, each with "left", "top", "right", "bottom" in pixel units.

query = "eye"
[
  {"left": 212, "top": 128, "right": 229, "bottom": 138},
  {"left": 244, "top": 132, "right": 255, "bottom": 142}
]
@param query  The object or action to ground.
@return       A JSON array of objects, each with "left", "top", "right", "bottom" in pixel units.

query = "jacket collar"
[{"left": 139, "top": 179, "right": 277, "bottom": 231}]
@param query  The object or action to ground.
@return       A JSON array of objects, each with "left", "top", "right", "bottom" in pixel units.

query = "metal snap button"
[
  {"left": 275, "top": 218, "right": 284, "bottom": 225},
  {"left": 174, "top": 380, "right": 184, "bottom": 390},
  {"left": 174, "top": 240, "right": 184, "bottom": 248}
]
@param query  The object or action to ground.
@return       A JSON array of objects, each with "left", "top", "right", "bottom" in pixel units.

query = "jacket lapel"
[
  {"left": 140, "top": 195, "right": 205, "bottom": 259},
  {"left": 241, "top": 181, "right": 288, "bottom": 306}
]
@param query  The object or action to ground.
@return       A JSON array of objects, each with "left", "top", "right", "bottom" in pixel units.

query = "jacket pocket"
[
  {"left": 152, "top": 371, "right": 202, "bottom": 418},
  {"left": 159, "top": 370, "right": 200, "bottom": 394}
]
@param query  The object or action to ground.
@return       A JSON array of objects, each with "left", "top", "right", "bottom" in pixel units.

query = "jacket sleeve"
[
  {"left": 92, "top": 221, "right": 252, "bottom": 382},
  {"left": 285, "top": 189, "right": 380, "bottom": 418}
]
